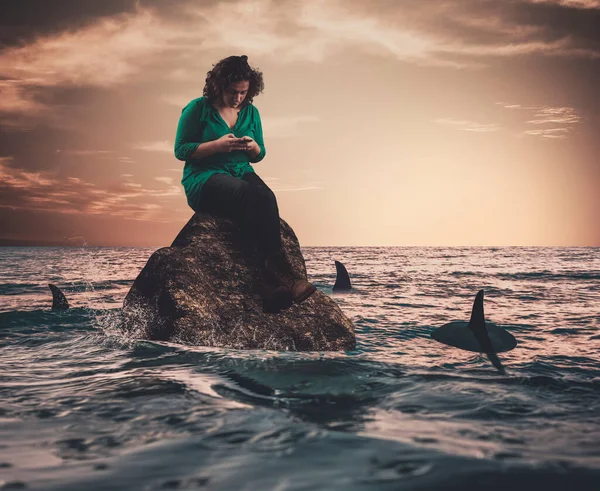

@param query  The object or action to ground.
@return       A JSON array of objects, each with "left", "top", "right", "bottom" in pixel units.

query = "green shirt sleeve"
[
  {"left": 250, "top": 106, "right": 266, "bottom": 164},
  {"left": 174, "top": 100, "right": 202, "bottom": 161}
]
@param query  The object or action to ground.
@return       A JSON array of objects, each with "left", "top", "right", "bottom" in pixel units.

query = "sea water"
[{"left": 0, "top": 246, "right": 599, "bottom": 490}]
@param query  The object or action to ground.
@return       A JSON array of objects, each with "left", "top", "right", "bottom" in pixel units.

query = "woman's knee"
[{"left": 253, "top": 185, "right": 277, "bottom": 209}]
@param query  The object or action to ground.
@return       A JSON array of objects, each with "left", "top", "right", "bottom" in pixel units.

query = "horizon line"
[{"left": 1, "top": 243, "right": 598, "bottom": 249}]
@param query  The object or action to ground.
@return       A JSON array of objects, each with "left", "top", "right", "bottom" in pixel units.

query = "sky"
[{"left": 0, "top": 0, "right": 599, "bottom": 246}]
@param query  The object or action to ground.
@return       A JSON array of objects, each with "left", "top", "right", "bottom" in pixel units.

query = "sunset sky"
[{"left": 0, "top": 0, "right": 598, "bottom": 246}]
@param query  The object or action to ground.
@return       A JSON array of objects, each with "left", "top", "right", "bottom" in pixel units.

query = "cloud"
[
  {"left": 187, "top": 0, "right": 474, "bottom": 68},
  {"left": 191, "top": 0, "right": 600, "bottom": 68},
  {"left": 528, "top": 0, "right": 600, "bottom": 8},
  {"left": 57, "top": 149, "right": 113, "bottom": 156},
  {"left": 133, "top": 140, "right": 173, "bottom": 153},
  {"left": 0, "top": 157, "right": 54, "bottom": 186},
  {"left": 523, "top": 127, "right": 571, "bottom": 138},
  {"left": 274, "top": 185, "right": 324, "bottom": 192},
  {"left": 497, "top": 102, "right": 582, "bottom": 138},
  {"left": 527, "top": 106, "right": 581, "bottom": 124},
  {"left": 1, "top": 8, "right": 173, "bottom": 86},
  {"left": 496, "top": 102, "right": 523, "bottom": 109},
  {"left": 261, "top": 176, "right": 324, "bottom": 192},
  {"left": 436, "top": 38, "right": 584, "bottom": 57},
  {"left": 0, "top": 0, "right": 141, "bottom": 49},
  {"left": 0, "top": 160, "right": 182, "bottom": 221},
  {"left": 434, "top": 118, "right": 500, "bottom": 132},
  {"left": 0, "top": 80, "right": 47, "bottom": 116},
  {"left": 0, "top": 6, "right": 187, "bottom": 119},
  {"left": 3, "top": 0, "right": 600, "bottom": 124}
]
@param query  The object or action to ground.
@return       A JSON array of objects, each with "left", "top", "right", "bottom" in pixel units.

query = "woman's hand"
[
  {"left": 214, "top": 133, "right": 248, "bottom": 153},
  {"left": 240, "top": 136, "right": 260, "bottom": 155}
]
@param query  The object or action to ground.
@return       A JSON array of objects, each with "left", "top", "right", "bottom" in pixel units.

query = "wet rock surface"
[{"left": 121, "top": 213, "right": 356, "bottom": 351}]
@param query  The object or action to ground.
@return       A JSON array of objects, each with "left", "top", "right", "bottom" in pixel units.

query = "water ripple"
[{"left": 0, "top": 246, "right": 599, "bottom": 489}]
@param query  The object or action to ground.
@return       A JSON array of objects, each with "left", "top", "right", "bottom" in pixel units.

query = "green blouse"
[{"left": 174, "top": 96, "right": 266, "bottom": 210}]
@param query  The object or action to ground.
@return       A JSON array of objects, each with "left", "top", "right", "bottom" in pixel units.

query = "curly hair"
[{"left": 203, "top": 55, "right": 264, "bottom": 107}]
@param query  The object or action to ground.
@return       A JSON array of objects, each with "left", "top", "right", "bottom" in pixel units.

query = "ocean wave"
[{"left": 1, "top": 246, "right": 599, "bottom": 489}]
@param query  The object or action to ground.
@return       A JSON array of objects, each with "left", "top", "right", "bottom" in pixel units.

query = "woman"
[{"left": 174, "top": 55, "right": 316, "bottom": 313}]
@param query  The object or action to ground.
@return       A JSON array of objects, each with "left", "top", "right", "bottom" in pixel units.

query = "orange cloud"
[
  {"left": 133, "top": 141, "right": 173, "bottom": 153},
  {"left": 434, "top": 118, "right": 500, "bottom": 132},
  {"left": 528, "top": 0, "right": 600, "bottom": 8},
  {"left": 0, "top": 159, "right": 181, "bottom": 221},
  {"left": 497, "top": 103, "right": 582, "bottom": 139},
  {"left": 0, "top": 6, "right": 185, "bottom": 119},
  {"left": 3, "top": 0, "right": 599, "bottom": 126}
]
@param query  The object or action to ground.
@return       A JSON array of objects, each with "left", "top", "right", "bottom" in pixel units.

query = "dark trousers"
[{"left": 197, "top": 172, "right": 282, "bottom": 262}]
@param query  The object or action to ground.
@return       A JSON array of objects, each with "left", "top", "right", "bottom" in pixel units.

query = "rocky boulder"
[{"left": 121, "top": 213, "right": 356, "bottom": 351}]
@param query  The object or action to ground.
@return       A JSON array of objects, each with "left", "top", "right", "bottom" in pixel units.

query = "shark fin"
[
  {"left": 48, "top": 284, "right": 69, "bottom": 310},
  {"left": 468, "top": 290, "right": 496, "bottom": 355},
  {"left": 333, "top": 260, "right": 352, "bottom": 291}
]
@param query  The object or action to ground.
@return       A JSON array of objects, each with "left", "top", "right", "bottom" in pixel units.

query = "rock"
[{"left": 121, "top": 213, "right": 356, "bottom": 351}]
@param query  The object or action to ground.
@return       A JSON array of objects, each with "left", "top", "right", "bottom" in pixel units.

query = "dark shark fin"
[
  {"left": 48, "top": 284, "right": 69, "bottom": 310},
  {"left": 467, "top": 290, "right": 507, "bottom": 374},
  {"left": 333, "top": 260, "right": 352, "bottom": 291},
  {"left": 431, "top": 290, "right": 517, "bottom": 373},
  {"left": 467, "top": 290, "right": 495, "bottom": 354},
  {"left": 468, "top": 290, "right": 485, "bottom": 329}
]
